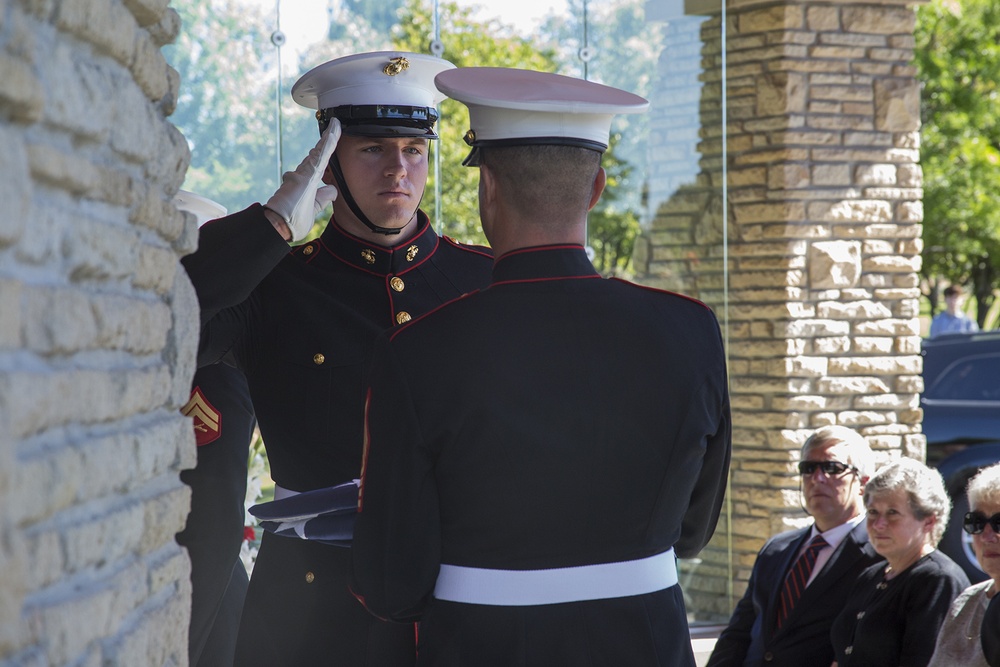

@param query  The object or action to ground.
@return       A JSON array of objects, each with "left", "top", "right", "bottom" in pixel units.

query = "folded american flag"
[{"left": 248, "top": 479, "right": 359, "bottom": 547}]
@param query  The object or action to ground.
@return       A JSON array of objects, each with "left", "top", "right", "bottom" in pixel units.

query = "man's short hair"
[
  {"left": 801, "top": 425, "right": 875, "bottom": 480},
  {"left": 479, "top": 144, "right": 601, "bottom": 222},
  {"left": 944, "top": 285, "right": 963, "bottom": 298}
]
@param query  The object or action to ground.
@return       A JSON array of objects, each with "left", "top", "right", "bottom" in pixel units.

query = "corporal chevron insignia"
[{"left": 180, "top": 386, "right": 222, "bottom": 446}]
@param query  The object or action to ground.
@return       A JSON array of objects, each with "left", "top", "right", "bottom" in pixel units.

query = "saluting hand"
[{"left": 264, "top": 119, "right": 342, "bottom": 242}]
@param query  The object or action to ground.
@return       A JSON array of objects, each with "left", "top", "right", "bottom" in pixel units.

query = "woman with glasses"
[
  {"left": 927, "top": 462, "right": 1000, "bottom": 667},
  {"left": 830, "top": 457, "right": 969, "bottom": 667}
]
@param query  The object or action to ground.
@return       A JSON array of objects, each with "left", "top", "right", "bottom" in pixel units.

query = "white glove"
[{"left": 265, "top": 119, "right": 342, "bottom": 242}]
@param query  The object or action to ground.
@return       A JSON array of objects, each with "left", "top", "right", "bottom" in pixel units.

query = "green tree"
[
  {"left": 394, "top": 0, "right": 646, "bottom": 275},
  {"left": 588, "top": 133, "right": 642, "bottom": 276},
  {"left": 534, "top": 0, "right": 655, "bottom": 275},
  {"left": 393, "top": 0, "right": 558, "bottom": 246},
  {"left": 343, "top": 0, "right": 407, "bottom": 34},
  {"left": 916, "top": 0, "right": 1000, "bottom": 327},
  {"left": 167, "top": 0, "right": 393, "bottom": 235},
  {"left": 165, "top": 0, "right": 282, "bottom": 214}
]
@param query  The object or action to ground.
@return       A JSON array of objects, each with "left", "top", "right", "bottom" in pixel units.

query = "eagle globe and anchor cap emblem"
[{"left": 383, "top": 56, "right": 410, "bottom": 76}]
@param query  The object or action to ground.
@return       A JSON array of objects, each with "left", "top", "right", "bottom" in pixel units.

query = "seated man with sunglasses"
[{"left": 708, "top": 425, "right": 883, "bottom": 667}]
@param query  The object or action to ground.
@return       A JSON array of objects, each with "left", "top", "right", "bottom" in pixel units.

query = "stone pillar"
[
  {"left": 636, "top": 0, "right": 927, "bottom": 620},
  {"left": 0, "top": 2, "right": 197, "bottom": 663}
]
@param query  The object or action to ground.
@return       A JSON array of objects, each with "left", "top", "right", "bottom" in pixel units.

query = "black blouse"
[{"left": 830, "top": 550, "right": 970, "bottom": 667}]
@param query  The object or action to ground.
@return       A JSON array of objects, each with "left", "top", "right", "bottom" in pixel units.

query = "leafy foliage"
[
  {"left": 393, "top": 0, "right": 558, "bottom": 246},
  {"left": 166, "top": 0, "right": 282, "bottom": 214},
  {"left": 535, "top": 0, "right": 658, "bottom": 275},
  {"left": 393, "top": 0, "right": 648, "bottom": 274},
  {"left": 916, "top": 0, "right": 1000, "bottom": 326},
  {"left": 167, "top": 0, "right": 649, "bottom": 273}
]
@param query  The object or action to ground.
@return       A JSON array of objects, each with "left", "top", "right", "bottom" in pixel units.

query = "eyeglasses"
[
  {"left": 797, "top": 460, "right": 857, "bottom": 477},
  {"left": 962, "top": 511, "right": 1000, "bottom": 535}
]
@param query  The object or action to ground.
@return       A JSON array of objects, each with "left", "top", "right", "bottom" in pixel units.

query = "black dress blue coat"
[
  {"left": 176, "top": 362, "right": 255, "bottom": 667},
  {"left": 352, "top": 245, "right": 732, "bottom": 667},
  {"left": 180, "top": 204, "right": 493, "bottom": 667}
]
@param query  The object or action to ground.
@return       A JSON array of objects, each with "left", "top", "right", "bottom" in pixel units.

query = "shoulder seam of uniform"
[
  {"left": 440, "top": 235, "right": 494, "bottom": 260},
  {"left": 609, "top": 277, "right": 711, "bottom": 310}
]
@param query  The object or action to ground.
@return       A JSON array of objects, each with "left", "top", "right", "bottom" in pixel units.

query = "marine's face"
[{"left": 330, "top": 134, "right": 429, "bottom": 239}]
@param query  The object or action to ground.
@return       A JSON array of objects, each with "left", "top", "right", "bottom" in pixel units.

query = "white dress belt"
[{"left": 433, "top": 548, "right": 677, "bottom": 606}]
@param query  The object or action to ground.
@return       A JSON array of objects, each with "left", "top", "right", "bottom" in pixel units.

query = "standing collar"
[
  {"left": 492, "top": 245, "right": 600, "bottom": 284},
  {"left": 317, "top": 211, "right": 439, "bottom": 276}
]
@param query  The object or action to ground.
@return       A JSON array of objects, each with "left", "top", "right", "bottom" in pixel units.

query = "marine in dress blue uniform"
[
  {"left": 174, "top": 192, "right": 255, "bottom": 667},
  {"left": 352, "top": 68, "right": 732, "bottom": 667},
  {"left": 179, "top": 53, "right": 493, "bottom": 666}
]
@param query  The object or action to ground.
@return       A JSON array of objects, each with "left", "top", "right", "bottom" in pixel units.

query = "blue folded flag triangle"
[{"left": 249, "top": 479, "right": 359, "bottom": 547}]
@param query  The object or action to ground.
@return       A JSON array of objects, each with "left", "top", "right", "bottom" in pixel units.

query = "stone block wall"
[
  {"left": 636, "top": 0, "right": 927, "bottom": 620},
  {"left": 0, "top": 1, "right": 197, "bottom": 663}
]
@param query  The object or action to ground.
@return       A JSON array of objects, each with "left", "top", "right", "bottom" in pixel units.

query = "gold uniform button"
[
  {"left": 305, "top": 571, "right": 315, "bottom": 584},
  {"left": 396, "top": 311, "right": 411, "bottom": 324},
  {"left": 313, "top": 353, "right": 325, "bottom": 365},
  {"left": 302, "top": 245, "right": 314, "bottom": 256},
  {"left": 390, "top": 277, "right": 405, "bottom": 292}
]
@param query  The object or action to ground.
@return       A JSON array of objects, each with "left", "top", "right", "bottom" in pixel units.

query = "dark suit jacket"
[{"left": 707, "top": 520, "right": 882, "bottom": 667}]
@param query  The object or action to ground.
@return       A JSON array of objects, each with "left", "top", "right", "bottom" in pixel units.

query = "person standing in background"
[{"left": 930, "top": 284, "right": 979, "bottom": 337}]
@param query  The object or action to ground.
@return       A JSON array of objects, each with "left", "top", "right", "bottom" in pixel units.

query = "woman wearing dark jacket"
[{"left": 830, "top": 458, "right": 969, "bottom": 667}]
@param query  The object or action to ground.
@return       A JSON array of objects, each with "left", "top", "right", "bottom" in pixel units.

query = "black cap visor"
[{"left": 318, "top": 105, "right": 439, "bottom": 139}]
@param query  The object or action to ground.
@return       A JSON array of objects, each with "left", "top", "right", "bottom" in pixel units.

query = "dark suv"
[{"left": 921, "top": 329, "right": 1000, "bottom": 582}]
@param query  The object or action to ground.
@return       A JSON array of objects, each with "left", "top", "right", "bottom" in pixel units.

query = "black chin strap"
[{"left": 328, "top": 153, "right": 403, "bottom": 236}]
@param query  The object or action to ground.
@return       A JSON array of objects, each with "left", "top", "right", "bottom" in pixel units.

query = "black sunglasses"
[
  {"left": 797, "top": 460, "right": 857, "bottom": 477},
  {"left": 963, "top": 511, "right": 1000, "bottom": 535}
]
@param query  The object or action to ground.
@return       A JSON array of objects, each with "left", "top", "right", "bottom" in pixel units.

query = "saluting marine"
[{"left": 180, "top": 52, "right": 493, "bottom": 666}]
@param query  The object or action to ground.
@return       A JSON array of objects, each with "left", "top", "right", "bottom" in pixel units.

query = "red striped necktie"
[{"left": 776, "top": 534, "right": 828, "bottom": 629}]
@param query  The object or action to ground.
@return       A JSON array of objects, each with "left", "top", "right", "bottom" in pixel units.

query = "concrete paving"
[{"left": 690, "top": 624, "right": 725, "bottom": 666}]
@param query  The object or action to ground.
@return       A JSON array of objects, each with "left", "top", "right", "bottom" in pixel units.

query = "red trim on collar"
[{"left": 492, "top": 274, "right": 601, "bottom": 287}]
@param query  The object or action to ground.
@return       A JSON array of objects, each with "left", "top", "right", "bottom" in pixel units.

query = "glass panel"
[
  {"left": 928, "top": 356, "right": 1000, "bottom": 401},
  {"left": 167, "top": 0, "right": 732, "bottom": 626}
]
